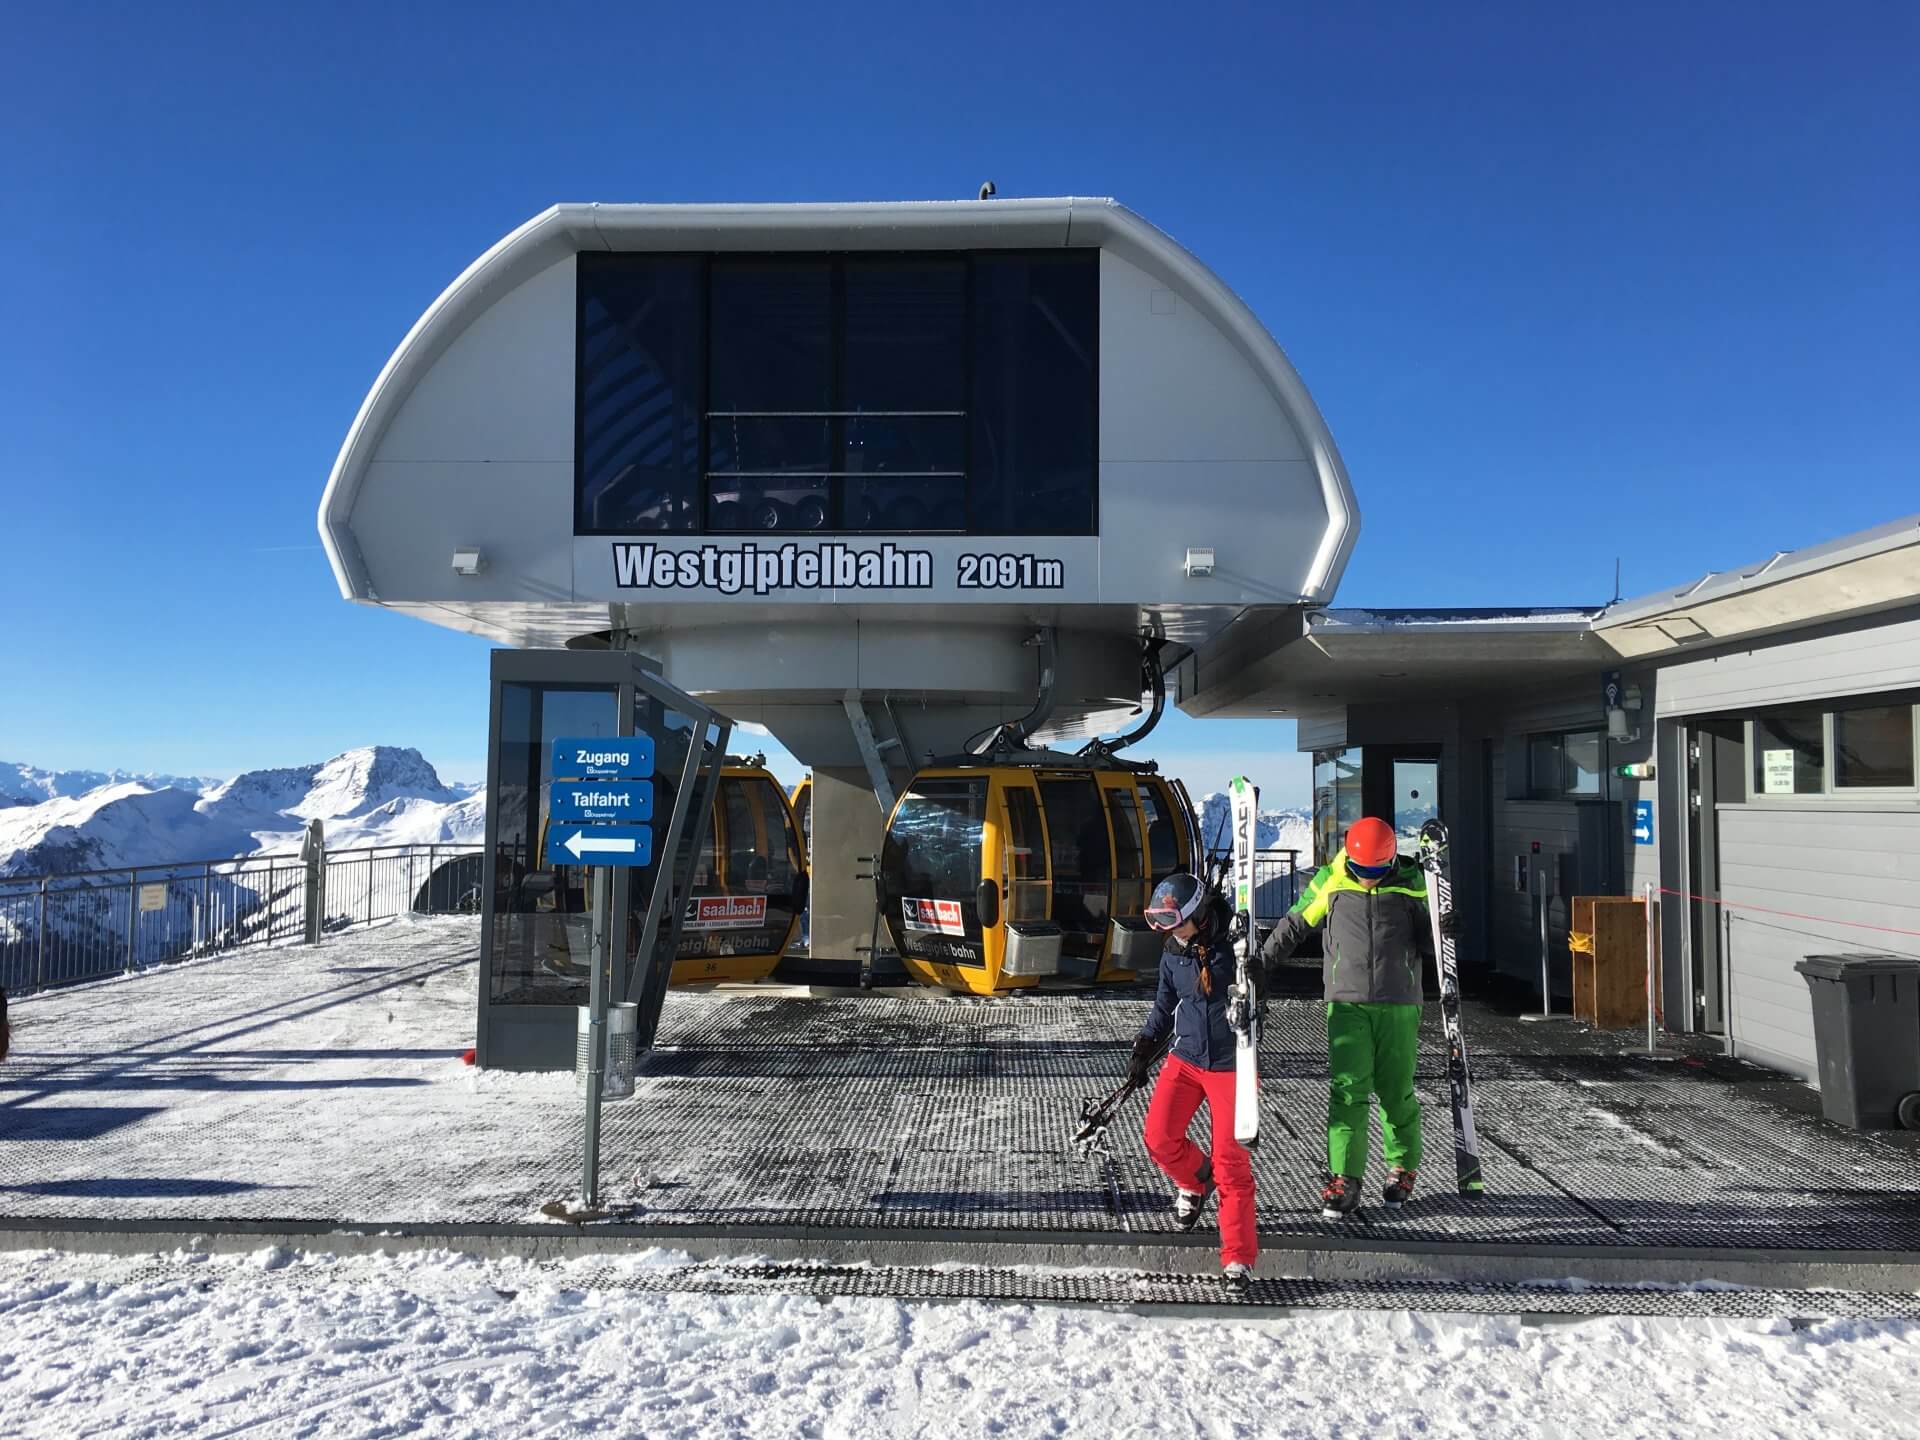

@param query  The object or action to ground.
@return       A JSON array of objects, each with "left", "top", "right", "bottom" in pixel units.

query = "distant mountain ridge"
[
  {"left": 0, "top": 747, "right": 483, "bottom": 878},
  {"left": 0, "top": 762, "right": 219, "bottom": 810},
  {"left": 1195, "top": 791, "right": 1314, "bottom": 858}
]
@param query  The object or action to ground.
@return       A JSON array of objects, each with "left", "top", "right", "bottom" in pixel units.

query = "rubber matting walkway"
[{"left": 2, "top": 918, "right": 1917, "bottom": 1266}]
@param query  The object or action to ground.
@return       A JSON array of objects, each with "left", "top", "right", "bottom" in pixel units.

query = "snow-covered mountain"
[
  {"left": 0, "top": 762, "right": 217, "bottom": 810},
  {"left": 1195, "top": 791, "right": 1314, "bottom": 859},
  {"left": 0, "top": 747, "right": 483, "bottom": 877}
]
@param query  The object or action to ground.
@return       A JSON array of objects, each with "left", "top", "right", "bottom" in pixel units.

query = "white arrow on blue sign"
[
  {"left": 552, "top": 736, "right": 655, "bottom": 780},
  {"left": 551, "top": 781, "right": 654, "bottom": 824},
  {"left": 1633, "top": 800, "right": 1654, "bottom": 846},
  {"left": 546, "top": 824, "right": 654, "bottom": 867}
]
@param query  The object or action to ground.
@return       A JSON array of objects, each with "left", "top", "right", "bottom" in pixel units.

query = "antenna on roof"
[
  {"left": 978, "top": 180, "right": 997, "bottom": 200},
  {"left": 1610, "top": 557, "right": 1622, "bottom": 606}
]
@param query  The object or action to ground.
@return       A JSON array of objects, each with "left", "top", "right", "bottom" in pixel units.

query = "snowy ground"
[{"left": 2, "top": 1245, "right": 1916, "bottom": 1439}]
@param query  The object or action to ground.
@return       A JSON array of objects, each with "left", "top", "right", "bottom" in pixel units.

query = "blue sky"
[{"left": 2, "top": 2, "right": 1913, "bottom": 802}]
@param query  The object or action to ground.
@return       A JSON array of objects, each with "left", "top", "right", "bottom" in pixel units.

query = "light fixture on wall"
[
  {"left": 1183, "top": 547, "right": 1215, "bottom": 579},
  {"left": 451, "top": 547, "right": 486, "bottom": 577}
]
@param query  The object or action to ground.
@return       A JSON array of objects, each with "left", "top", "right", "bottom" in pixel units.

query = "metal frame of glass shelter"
[{"left": 477, "top": 648, "right": 728, "bottom": 1070}]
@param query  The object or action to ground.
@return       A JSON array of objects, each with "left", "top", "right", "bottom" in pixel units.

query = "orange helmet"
[{"left": 1344, "top": 817, "right": 1398, "bottom": 870}]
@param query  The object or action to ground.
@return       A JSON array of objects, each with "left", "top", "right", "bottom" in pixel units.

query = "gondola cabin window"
[
  {"left": 1003, "top": 784, "right": 1049, "bottom": 923},
  {"left": 880, "top": 776, "right": 989, "bottom": 965}
]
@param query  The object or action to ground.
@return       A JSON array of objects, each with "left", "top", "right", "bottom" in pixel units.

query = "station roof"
[
  {"left": 1177, "top": 606, "right": 1609, "bottom": 717},
  {"left": 1592, "top": 513, "right": 1920, "bottom": 657},
  {"left": 1177, "top": 514, "right": 1920, "bottom": 721}
]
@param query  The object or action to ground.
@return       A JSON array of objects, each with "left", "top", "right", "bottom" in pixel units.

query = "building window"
[
  {"left": 1832, "top": 704, "right": 1915, "bottom": 789},
  {"left": 1529, "top": 730, "right": 1602, "bottom": 799},
  {"left": 1312, "top": 747, "right": 1363, "bottom": 864},
  {"left": 576, "top": 251, "right": 1098, "bottom": 537},
  {"left": 1752, "top": 713, "right": 1826, "bottom": 796},
  {"left": 575, "top": 256, "right": 704, "bottom": 533}
]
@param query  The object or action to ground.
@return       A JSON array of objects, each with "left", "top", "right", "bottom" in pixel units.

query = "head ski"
[
  {"left": 1228, "top": 776, "right": 1261, "bottom": 1147},
  {"left": 1416, "top": 818, "right": 1486, "bottom": 1195}
]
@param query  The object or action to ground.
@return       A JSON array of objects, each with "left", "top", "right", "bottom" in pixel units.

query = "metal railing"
[
  {"left": 0, "top": 843, "right": 483, "bottom": 999},
  {"left": 1253, "top": 848, "right": 1303, "bottom": 930}
]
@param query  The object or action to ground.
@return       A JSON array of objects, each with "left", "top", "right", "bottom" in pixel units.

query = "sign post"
[{"left": 549, "top": 735, "right": 656, "bottom": 1211}]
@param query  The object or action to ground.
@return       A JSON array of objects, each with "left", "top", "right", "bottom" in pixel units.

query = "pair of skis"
[{"left": 1415, "top": 819, "right": 1486, "bottom": 1196}]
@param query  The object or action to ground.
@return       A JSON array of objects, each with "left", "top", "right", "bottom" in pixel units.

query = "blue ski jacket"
[{"left": 1136, "top": 900, "right": 1241, "bottom": 1073}]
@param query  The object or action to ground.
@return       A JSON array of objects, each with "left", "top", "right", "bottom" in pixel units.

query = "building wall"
[
  {"left": 1651, "top": 604, "right": 1920, "bottom": 1082},
  {"left": 1712, "top": 807, "right": 1920, "bottom": 1079},
  {"left": 1656, "top": 605, "right": 1920, "bottom": 716}
]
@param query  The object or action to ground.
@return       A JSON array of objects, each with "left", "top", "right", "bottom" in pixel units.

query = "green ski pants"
[{"left": 1326, "top": 1001, "right": 1423, "bottom": 1180}]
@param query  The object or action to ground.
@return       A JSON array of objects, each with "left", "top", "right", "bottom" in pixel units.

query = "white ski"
[
  {"left": 1227, "top": 776, "right": 1261, "bottom": 1146},
  {"left": 1416, "top": 819, "right": 1486, "bottom": 1196}
]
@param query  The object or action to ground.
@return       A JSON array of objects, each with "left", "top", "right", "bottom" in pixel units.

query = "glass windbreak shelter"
[
  {"left": 1311, "top": 746, "right": 1441, "bottom": 866},
  {"left": 479, "top": 649, "right": 726, "bottom": 1069},
  {"left": 575, "top": 250, "right": 1099, "bottom": 536}
]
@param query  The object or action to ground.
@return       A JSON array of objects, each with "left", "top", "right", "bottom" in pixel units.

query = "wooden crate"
[{"left": 1570, "top": 896, "right": 1660, "bottom": 1030}]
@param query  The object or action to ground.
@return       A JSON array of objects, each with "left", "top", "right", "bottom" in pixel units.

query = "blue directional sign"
[
  {"left": 552, "top": 735, "right": 654, "bottom": 780},
  {"left": 550, "top": 780, "right": 654, "bottom": 824},
  {"left": 545, "top": 823, "right": 654, "bottom": 868},
  {"left": 1633, "top": 800, "right": 1654, "bottom": 846}
]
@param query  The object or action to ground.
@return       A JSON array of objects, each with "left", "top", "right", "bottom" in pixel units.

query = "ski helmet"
[
  {"left": 1144, "top": 872, "right": 1209, "bottom": 931},
  {"left": 1344, "top": 817, "right": 1398, "bottom": 877}
]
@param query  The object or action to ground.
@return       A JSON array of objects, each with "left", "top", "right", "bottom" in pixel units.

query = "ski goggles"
[{"left": 1346, "top": 858, "right": 1395, "bottom": 881}]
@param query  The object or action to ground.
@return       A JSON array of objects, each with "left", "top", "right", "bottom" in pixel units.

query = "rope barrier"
[{"left": 1652, "top": 886, "right": 1920, "bottom": 942}]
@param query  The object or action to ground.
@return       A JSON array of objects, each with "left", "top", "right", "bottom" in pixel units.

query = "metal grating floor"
[
  {"left": 3, "top": 917, "right": 1919, "bottom": 1266},
  {"left": 28, "top": 1250, "right": 1920, "bottom": 1322}
]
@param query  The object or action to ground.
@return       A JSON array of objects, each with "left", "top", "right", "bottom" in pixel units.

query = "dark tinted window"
[
  {"left": 1834, "top": 705, "right": 1915, "bottom": 788},
  {"left": 1039, "top": 773, "right": 1110, "bottom": 959},
  {"left": 1138, "top": 781, "right": 1180, "bottom": 878},
  {"left": 843, "top": 259, "right": 966, "bottom": 531},
  {"left": 576, "top": 255, "right": 704, "bottom": 533},
  {"left": 707, "top": 260, "right": 833, "bottom": 533},
  {"left": 970, "top": 253, "right": 1098, "bottom": 533},
  {"left": 577, "top": 250, "right": 1097, "bottom": 536}
]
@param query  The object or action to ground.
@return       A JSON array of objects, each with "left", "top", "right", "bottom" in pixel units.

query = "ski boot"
[
  {"left": 1173, "top": 1159, "right": 1214, "bottom": 1231},
  {"left": 1221, "top": 1262, "right": 1252, "bottom": 1297},
  {"left": 1319, "top": 1173, "right": 1361, "bottom": 1220},
  {"left": 1382, "top": 1167, "right": 1418, "bottom": 1210}
]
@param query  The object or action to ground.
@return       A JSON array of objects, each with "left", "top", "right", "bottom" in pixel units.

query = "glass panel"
[
  {"left": 708, "top": 260, "right": 833, "bottom": 413},
  {"left": 1753, "top": 714, "right": 1825, "bottom": 795},
  {"left": 1391, "top": 760, "right": 1439, "bottom": 850},
  {"left": 488, "top": 683, "right": 618, "bottom": 1005},
  {"left": 843, "top": 414, "right": 966, "bottom": 532},
  {"left": 671, "top": 775, "right": 799, "bottom": 962},
  {"left": 970, "top": 253, "right": 1098, "bottom": 534},
  {"left": 842, "top": 259, "right": 965, "bottom": 413},
  {"left": 1564, "top": 732, "right": 1601, "bottom": 796},
  {"left": 879, "top": 777, "right": 990, "bottom": 965},
  {"left": 1312, "top": 747, "right": 1363, "bottom": 865},
  {"left": 1834, "top": 705, "right": 1915, "bottom": 788},
  {"left": 1138, "top": 781, "right": 1180, "bottom": 879},
  {"left": 576, "top": 255, "right": 703, "bottom": 533},
  {"left": 1003, "top": 783, "right": 1050, "bottom": 922},
  {"left": 1529, "top": 736, "right": 1561, "bottom": 797},
  {"left": 1038, "top": 774, "right": 1111, "bottom": 960},
  {"left": 1106, "top": 786, "right": 1147, "bottom": 921},
  {"left": 1107, "top": 789, "right": 1144, "bottom": 880}
]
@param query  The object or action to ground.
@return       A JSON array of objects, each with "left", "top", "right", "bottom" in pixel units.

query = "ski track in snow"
[{"left": 0, "top": 1247, "right": 1915, "bottom": 1439}]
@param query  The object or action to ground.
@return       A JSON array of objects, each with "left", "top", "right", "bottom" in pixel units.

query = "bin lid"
[{"left": 1795, "top": 953, "right": 1920, "bottom": 980}]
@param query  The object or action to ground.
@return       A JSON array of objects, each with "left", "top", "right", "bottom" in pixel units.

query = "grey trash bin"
[
  {"left": 1794, "top": 954, "right": 1920, "bottom": 1130},
  {"left": 575, "top": 1002, "right": 638, "bottom": 1101}
]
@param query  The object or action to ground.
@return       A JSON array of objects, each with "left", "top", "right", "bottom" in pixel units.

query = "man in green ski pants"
[{"left": 1261, "top": 816, "right": 1455, "bottom": 1218}]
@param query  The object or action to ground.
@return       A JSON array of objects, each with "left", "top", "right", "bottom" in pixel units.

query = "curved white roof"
[{"left": 317, "top": 197, "right": 1359, "bottom": 646}]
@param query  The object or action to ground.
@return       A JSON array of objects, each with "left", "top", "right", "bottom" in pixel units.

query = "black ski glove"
[
  {"left": 1437, "top": 909, "right": 1460, "bottom": 939},
  {"left": 1127, "top": 1034, "right": 1159, "bottom": 1089}
]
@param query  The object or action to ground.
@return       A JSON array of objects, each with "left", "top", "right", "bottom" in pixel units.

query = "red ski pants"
[{"left": 1142, "top": 1054, "right": 1258, "bottom": 1267}]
